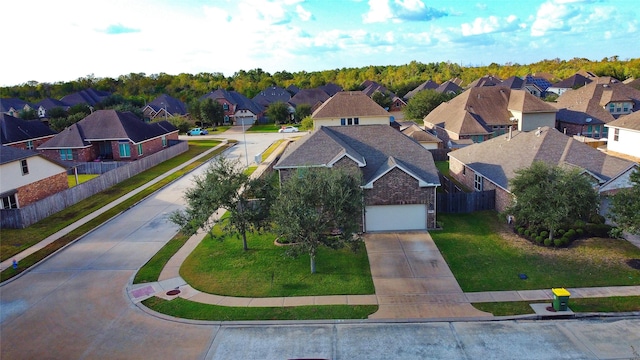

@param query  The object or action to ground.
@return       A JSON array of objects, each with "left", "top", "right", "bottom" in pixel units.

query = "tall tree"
[
  {"left": 506, "top": 161, "right": 599, "bottom": 241},
  {"left": 608, "top": 169, "right": 640, "bottom": 235},
  {"left": 169, "top": 157, "right": 273, "bottom": 251},
  {"left": 402, "top": 89, "right": 455, "bottom": 120},
  {"left": 294, "top": 103, "right": 312, "bottom": 123},
  {"left": 200, "top": 98, "right": 224, "bottom": 127},
  {"left": 266, "top": 101, "right": 290, "bottom": 124},
  {"left": 371, "top": 90, "right": 393, "bottom": 110},
  {"left": 271, "top": 168, "right": 364, "bottom": 274}
]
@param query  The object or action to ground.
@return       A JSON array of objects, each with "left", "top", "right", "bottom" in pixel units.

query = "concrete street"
[{"left": 1, "top": 128, "right": 639, "bottom": 359}]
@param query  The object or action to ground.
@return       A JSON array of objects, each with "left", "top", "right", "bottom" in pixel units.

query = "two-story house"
[
  {"left": 605, "top": 111, "right": 640, "bottom": 159},
  {"left": 311, "top": 91, "right": 391, "bottom": 130}
]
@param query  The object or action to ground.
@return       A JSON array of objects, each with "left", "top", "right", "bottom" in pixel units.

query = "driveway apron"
[{"left": 365, "top": 232, "right": 492, "bottom": 319}]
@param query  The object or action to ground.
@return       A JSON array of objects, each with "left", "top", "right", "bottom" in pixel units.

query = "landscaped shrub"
[
  {"left": 554, "top": 238, "right": 564, "bottom": 247},
  {"left": 585, "top": 223, "right": 613, "bottom": 237},
  {"left": 535, "top": 236, "right": 543, "bottom": 244},
  {"left": 565, "top": 229, "right": 576, "bottom": 240},
  {"left": 576, "top": 228, "right": 584, "bottom": 236},
  {"left": 517, "top": 227, "right": 525, "bottom": 235},
  {"left": 524, "top": 229, "right": 531, "bottom": 237},
  {"left": 544, "top": 238, "right": 552, "bottom": 246},
  {"left": 540, "top": 231, "right": 549, "bottom": 239},
  {"left": 589, "top": 213, "right": 606, "bottom": 224},
  {"left": 557, "top": 229, "right": 565, "bottom": 236}
]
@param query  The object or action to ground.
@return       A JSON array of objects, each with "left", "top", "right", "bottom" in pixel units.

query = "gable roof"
[
  {"left": 551, "top": 73, "right": 592, "bottom": 89},
  {"left": 36, "top": 98, "right": 69, "bottom": 111},
  {"left": 289, "top": 88, "right": 331, "bottom": 108},
  {"left": 501, "top": 76, "right": 525, "bottom": 90},
  {"left": 554, "top": 81, "right": 640, "bottom": 125},
  {"left": 435, "top": 80, "right": 462, "bottom": 94},
  {"left": 312, "top": 91, "right": 389, "bottom": 119},
  {"left": 404, "top": 80, "right": 440, "bottom": 99},
  {"left": 1, "top": 113, "right": 57, "bottom": 145},
  {"left": 319, "top": 83, "right": 343, "bottom": 96},
  {"left": 60, "top": 88, "right": 111, "bottom": 107},
  {"left": 200, "top": 89, "right": 263, "bottom": 115},
  {"left": 0, "top": 98, "right": 34, "bottom": 113},
  {"left": 275, "top": 125, "right": 440, "bottom": 187},
  {"left": 605, "top": 111, "right": 640, "bottom": 131},
  {"left": 467, "top": 75, "right": 502, "bottom": 88},
  {"left": 147, "top": 94, "right": 188, "bottom": 115},
  {"left": 252, "top": 86, "right": 291, "bottom": 107},
  {"left": 38, "top": 110, "right": 177, "bottom": 149},
  {"left": 399, "top": 122, "right": 442, "bottom": 143},
  {"left": 448, "top": 126, "right": 635, "bottom": 191}
]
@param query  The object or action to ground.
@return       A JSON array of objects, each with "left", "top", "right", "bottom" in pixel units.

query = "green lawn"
[
  {"left": 68, "top": 174, "right": 98, "bottom": 187},
  {"left": 473, "top": 296, "right": 640, "bottom": 316},
  {"left": 181, "top": 227, "right": 375, "bottom": 297},
  {"left": 431, "top": 211, "right": 640, "bottom": 292},
  {"left": 1, "top": 140, "right": 228, "bottom": 278},
  {"left": 261, "top": 140, "right": 285, "bottom": 162}
]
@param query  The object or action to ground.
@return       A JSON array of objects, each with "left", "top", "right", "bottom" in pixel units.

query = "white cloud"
[
  {"left": 296, "top": 5, "right": 313, "bottom": 21},
  {"left": 363, "top": 0, "right": 447, "bottom": 23},
  {"left": 461, "top": 15, "right": 519, "bottom": 36},
  {"left": 363, "top": 0, "right": 393, "bottom": 23},
  {"left": 531, "top": 0, "right": 580, "bottom": 37}
]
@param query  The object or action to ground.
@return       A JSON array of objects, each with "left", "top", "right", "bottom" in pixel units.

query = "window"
[
  {"left": 614, "top": 128, "right": 619, "bottom": 141},
  {"left": 137, "top": 143, "right": 143, "bottom": 156},
  {"left": 340, "top": 118, "right": 346, "bottom": 126},
  {"left": 347, "top": 118, "right": 353, "bottom": 125},
  {"left": 462, "top": 167, "right": 466, "bottom": 176},
  {"left": 609, "top": 103, "right": 615, "bottom": 112},
  {"left": 26, "top": 140, "right": 34, "bottom": 150},
  {"left": 60, "top": 149, "right": 72, "bottom": 161},
  {"left": 162, "top": 136, "right": 167, "bottom": 147},
  {"left": 623, "top": 103, "right": 629, "bottom": 112},
  {"left": 471, "top": 135, "right": 484, "bottom": 143},
  {"left": 20, "top": 159, "right": 29, "bottom": 175},
  {"left": 354, "top": 117, "right": 359, "bottom": 125},
  {"left": 474, "top": 174, "right": 483, "bottom": 191},
  {"left": 223, "top": 103, "right": 229, "bottom": 111},
  {"left": 1, "top": 194, "right": 18, "bottom": 209},
  {"left": 119, "top": 142, "right": 131, "bottom": 158}
]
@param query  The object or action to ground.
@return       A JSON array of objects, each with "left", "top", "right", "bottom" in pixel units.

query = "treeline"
[{"left": 3, "top": 56, "right": 639, "bottom": 105}]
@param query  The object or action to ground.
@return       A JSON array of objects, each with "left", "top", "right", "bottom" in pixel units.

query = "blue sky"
[{"left": 2, "top": 0, "right": 638, "bottom": 86}]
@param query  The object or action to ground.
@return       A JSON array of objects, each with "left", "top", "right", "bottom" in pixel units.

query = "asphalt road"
[{"left": 1, "top": 130, "right": 639, "bottom": 359}]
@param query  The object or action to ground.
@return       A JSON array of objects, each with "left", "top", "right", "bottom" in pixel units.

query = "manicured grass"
[
  {"left": 261, "top": 140, "right": 285, "bottom": 162},
  {"left": 473, "top": 296, "right": 640, "bottom": 316},
  {"left": 67, "top": 174, "right": 98, "bottom": 187},
  {"left": 143, "top": 296, "right": 378, "bottom": 321},
  {"left": 435, "top": 161, "right": 449, "bottom": 175},
  {"left": 246, "top": 124, "right": 287, "bottom": 133},
  {"left": 1, "top": 141, "right": 230, "bottom": 280},
  {"left": 431, "top": 211, "right": 640, "bottom": 292},
  {"left": 181, "top": 228, "right": 375, "bottom": 297},
  {"left": 133, "top": 232, "right": 191, "bottom": 284}
]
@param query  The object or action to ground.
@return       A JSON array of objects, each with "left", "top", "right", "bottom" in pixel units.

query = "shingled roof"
[
  {"left": 275, "top": 125, "right": 440, "bottom": 187},
  {"left": 289, "top": 88, "right": 330, "bottom": 108},
  {"left": 404, "top": 80, "right": 440, "bottom": 99},
  {"left": 606, "top": 111, "right": 640, "bottom": 131},
  {"left": 554, "top": 80, "right": 640, "bottom": 125},
  {"left": 60, "top": 88, "right": 111, "bottom": 107},
  {"left": 147, "top": 94, "right": 188, "bottom": 115},
  {"left": 448, "top": 126, "right": 635, "bottom": 191},
  {"left": 252, "top": 86, "right": 292, "bottom": 108},
  {"left": 1, "top": 113, "right": 57, "bottom": 145},
  {"left": 0, "top": 98, "right": 34, "bottom": 114},
  {"left": 200, "top": 89, "right": 263, "bottom": 115},
  {"left": 312, "top": 91, "right": 389, "bottom": 118},
  {"left": 38, "top": 110, "right": 177, "bottom": 149}
]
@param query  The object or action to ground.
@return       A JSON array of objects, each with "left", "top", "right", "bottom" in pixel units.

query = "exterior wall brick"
[
  {"left": 331, "top": 157, "right": 361, "bottom": 176},
  {"left": 365, "top": 168, "right": 434, "bottom": 206},
  {"left": 9, "top": 136, "right": 55, "bottom": 150},
  {"left": 17, "top": 172, "right": 68, "bottom": 207},
  {"left": 449, "top": 159, "right": 513, "bottom": 212}
]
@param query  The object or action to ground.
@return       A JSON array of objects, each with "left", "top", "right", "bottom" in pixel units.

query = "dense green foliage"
[
  {"left": 4, "top": 58, "right": 638, "bottom": 105},
  {"left": 609, "top": 169, "right": 640, "bottom": 235},
  {"left": 265, "top": 101, "right": 291, "bottom": 124},
  {"left": 402, "top": 89, "right": 457, "bottom": 120},
  {"left": 506, "top": 161, "right": 599, "bottom": 241}
]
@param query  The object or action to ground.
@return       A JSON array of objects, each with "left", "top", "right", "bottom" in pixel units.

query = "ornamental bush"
[{"left": 544, "top": 238, "right": 552, "bottom": 246}]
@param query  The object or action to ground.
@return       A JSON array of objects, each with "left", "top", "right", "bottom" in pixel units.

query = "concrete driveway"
[{"left": 365, "top": 232, "right": 491, "bottom": 319}]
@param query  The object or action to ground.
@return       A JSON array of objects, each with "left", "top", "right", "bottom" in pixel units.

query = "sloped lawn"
[{"left": 431, "top": 211, "right": 640, "bottom": 292}]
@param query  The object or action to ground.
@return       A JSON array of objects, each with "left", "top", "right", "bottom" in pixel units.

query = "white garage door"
[{"left": 365, "top": 204, "right": 427, "bottom": 232}]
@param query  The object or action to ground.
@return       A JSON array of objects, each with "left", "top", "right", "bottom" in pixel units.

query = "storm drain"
[{"left": 166, "top": 289, "right": 181, "bottom": 296}]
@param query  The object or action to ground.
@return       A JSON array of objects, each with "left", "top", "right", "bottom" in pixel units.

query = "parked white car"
[{"left": 278, "top": 126, "right": 299, "bottom": 133}]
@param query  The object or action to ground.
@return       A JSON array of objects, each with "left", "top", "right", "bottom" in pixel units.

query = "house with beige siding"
[{"left": 311, "top": 91, "right": 391, "bottom": 130}]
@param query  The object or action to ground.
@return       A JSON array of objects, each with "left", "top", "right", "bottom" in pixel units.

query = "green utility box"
[{"left": 552, "top": 288, "right": 571, "bottom": 311}]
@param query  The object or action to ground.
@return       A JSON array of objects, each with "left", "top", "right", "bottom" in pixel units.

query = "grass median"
[
  {"left": 1, "top": 140, "right": 230, "bottom": 281},
  {"left": 473, "top": 296, "right": 640, "bottom": 316}
]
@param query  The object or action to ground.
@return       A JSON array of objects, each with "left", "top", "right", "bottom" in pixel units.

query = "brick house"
[
  {"left": 37, "top": 109, "right": 178, "bottom": 163},
  {"left": 199, "top": 89, "right": 263, "bottom": 126},
  {"left": 1, "top": 113, "right": 57, "bottom": 150},
  {"left": 0, "top": 146, "right": 69, "bottom": 209},
  {"left": 274, "top": 125, "right": 440, "bottom": 231},
  {"left": 448, "top": 126, "right": 637, "bottom": 213},
  {"left": 142, "top": 94, "right": 188, "bottom": 121}
]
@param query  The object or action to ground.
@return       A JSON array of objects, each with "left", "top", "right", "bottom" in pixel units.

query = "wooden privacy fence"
[
  {"left": 437, "top": 189, "right": 495, "bottom": 213},
  {"left": 1, "top": 141, "right": 188, "bottom": 229}
]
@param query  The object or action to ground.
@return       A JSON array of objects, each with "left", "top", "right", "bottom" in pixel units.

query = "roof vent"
[
  {"left": 586, "top": 118, "right": 592, "bottom": 123},
  {"left": 535, "top": 127, "right": 542, "bottom": 136}
]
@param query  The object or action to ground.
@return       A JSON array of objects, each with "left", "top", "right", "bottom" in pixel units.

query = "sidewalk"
[{"left": 0, "top": 141, "right": 229, "bottom": 272}]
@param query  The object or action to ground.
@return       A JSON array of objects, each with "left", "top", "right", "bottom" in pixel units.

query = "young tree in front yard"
[
  {"left": 506, "top": 161, "right": 598, "bottom": 241},
  {"left": 169, "top": 157, "right": 273, "bottom": 251},
  {"left": 266, "top": 101, "right": 290, "bottom": 124},
  {"left": 271, "top": 168, "right": 364, "bottom": 274},
  {"left": 200, "top": 98, "right": 224, "bottom": 127},
  {"left": 608, "top": 169, "right": 640, "bottom": 235},
  {"left": 294, "top": 103, "right": 312, "bottom": 123}
]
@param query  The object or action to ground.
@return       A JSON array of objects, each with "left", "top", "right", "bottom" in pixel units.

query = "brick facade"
[
  {"left": 8, "top": 136, "right": 55, "bottom": 151},
  {"left": 16, "top": 172, "right": 68, "bottom": 207},
  {"left": 449, "top": 158, "right": 512, "bottom": 212}
]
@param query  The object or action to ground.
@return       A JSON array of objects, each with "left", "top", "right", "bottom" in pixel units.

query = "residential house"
[
  {"left": 0, "top": 146, "right": 69, "bottom": 210},
  {"left": 403, "top": 80, "right": 439, "bottom": 100},
  {"left": 605, "top": 111, "right": 640, "bottom": 159},
  {"left": 36, "top": 98, "right": 69, "bottom": 118},
  {"left": 60, "top": 88, "right": 111, "bottom": 107},
  {"left": 274, "top": 124, "right": 440, "bottom": 231},
  {"left": 524, "top": 75, "right": 553, "bottom": 98},
  {"left": 547, "top": 73, "right": 594, "bottom": 95},
  {"left": 424, "top": 87, "right": 558, "bottom": 147},
  {"left": 199, "top": 89, "right": 263, "bottom": 126},
  {"left": 398, "top": 121, "right": 442, "bottom": 150},
  {"left": 289, "top": 88, "right": 331, "bottom": 113},
  {"left": 448, "top": 126, "right": 637, "bottom": 212},
  {"left": 435, "top": 80, "right": 462, "bottom": 95},
  {"left": 0, "top": 98, "right": 35, "bottom": 117},
  {"left": 38, "top": 109, "right": 178, "bottom": 162},
  {"left": 318, "top": 83, "right": 343, "bottom": 97},
  {"left": 142, "top": 94, "right": 188, "bottom": 121},
  {"left": 311, "top": 91, "right": 391, "bottom": 130},
  {"left": 623, "top": 78, "right": 640, "bottom": 90},
  {"left": 1, "top": 113, "right": 57, "bottom": 150},
  {"left": 554, "top": 80, "right": 640, "bottom": 138},
  {"left": 286, "top": 84, "right": 300, "bottom": 96},
  {"left": 467, "top": 75, "right": 502, "bottom": 88},
  {"left": 252, "top": 86, "right": 294, "bottom": 122},
  {"left": 360, "top": 81, "right": 406, "bottom": 112}
]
